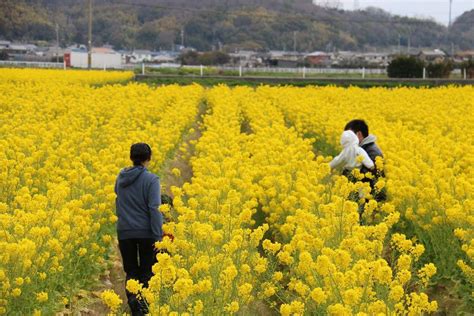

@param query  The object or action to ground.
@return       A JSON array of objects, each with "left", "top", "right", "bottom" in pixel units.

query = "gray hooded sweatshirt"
[
  {"left": 359, "top": 134, "right": 384, "bottom": 175},
  {"left": 115, "top": 166, "right": 163, "bottom": 241}
]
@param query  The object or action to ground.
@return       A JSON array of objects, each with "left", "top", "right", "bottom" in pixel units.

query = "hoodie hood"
[
  {"left": 117, "top": 166, "right": 146, "bottom": 188},
  {"left": 360, "top": 134, "right": 377, "bottom": 147},
  {"left": 340, "top": 130, "right": 359, "bottom": 148},
  {"left": 338, "top": 130, "right": 359, "bottom": 166}
]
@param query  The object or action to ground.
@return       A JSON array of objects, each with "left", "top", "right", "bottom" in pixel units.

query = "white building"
[
  {"left": 151, "top": 51, "right": 179, "bottom": 64},
  {"left": 0, "top": 41, "right": 11, "bottom": 50},
  {"left": 130, "top": 50, "right": 153, "bottom": 63},
  {"left": 357, "top": 53, "right": 391, "bottom": 67},
  {"left": 64, "top": 47, "right": 122, "bottom": 69}
]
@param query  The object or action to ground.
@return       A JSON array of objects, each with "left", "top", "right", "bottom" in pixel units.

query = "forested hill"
[{"left": 0, "top": 0, "right": 473, "bottom": 51}]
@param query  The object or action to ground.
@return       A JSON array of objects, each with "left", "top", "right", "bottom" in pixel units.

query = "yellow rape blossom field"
[{"left": 0, "top": 68, "right": 473, "bottom": 315}]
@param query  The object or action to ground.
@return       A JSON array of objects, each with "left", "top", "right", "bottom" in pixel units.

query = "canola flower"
[
  {"left": 0, "top": 68, "right": 133, "bottom": 84},
  {"left": 139, "top": 86, "right": 267, "bottom": 315},
  {"left": 101, "top": 290, "right": 123, "bottom": 313},
  {"left": 235, "top": 86, "right": 437, "bottom": 314},
  {"left": 0, "top": 69, "right": 203, "bottom": 314},
  {"left": 1, "top": 69, "right": 471, "bottom": 314},
  {"left": 264, "top": 85, "right": 473, "bottom": 307},
  {"left": 104, "top": 85, "right": 445, "bottom": 315}
]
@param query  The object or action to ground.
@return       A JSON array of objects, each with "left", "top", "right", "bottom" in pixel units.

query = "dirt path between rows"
[{"left": 59, "top": 101, "right": 207, "bottom": 316}]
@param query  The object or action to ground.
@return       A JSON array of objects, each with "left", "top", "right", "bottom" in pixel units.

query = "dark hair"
[
  {"left": 161, "top": 194, "right": 174, "bottom": 206},
  {"left": 130, "top": 143, "right": 152, "bottom": 166},
  {"left": 344, "top": 119, "right": 369, "bottom": 138}
]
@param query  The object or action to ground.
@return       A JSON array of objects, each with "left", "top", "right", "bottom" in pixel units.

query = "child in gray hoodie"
[{"left": 115, "top": 143, "right": 163, "bottom": 315}]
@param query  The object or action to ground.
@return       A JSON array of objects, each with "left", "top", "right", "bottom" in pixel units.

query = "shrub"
[
  {"left": 0, "top": 50, "right": 8, "bottom": 61},
  {"left": 426, "top": 60, "right": 453, "bottom": 78},
  {"left": 460, "top": 59, "right": 474, "bottom": 79},
  {"left": 387, "top": 55, "right": 424, "bottom": 78},
  {"left": 179, "top": 51, "right": 230, "bottom": 66}
]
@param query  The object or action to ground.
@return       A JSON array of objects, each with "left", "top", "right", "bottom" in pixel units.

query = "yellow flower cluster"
[
  {"left": 262, "top": 85, "right": 473, "bottom": 306},
  {"left": 2, "top": 69, "right": 471, "bottom": 314},
  {"left": 0, "top": 68, "right": 133, "bottom": 84},
  {"left": 100, "top": 290, "right": 123, "bottom": 313},
  {"left": 140, "top": 86, "right": 267, "bottom": 315},
  {"left": 0, "top": 69, "right": 203, "bottom": 314},
  {"left": 234, "top": 86, "right": 438, "bottom": 314},
  {"left": 111, "top": 85, "right": 453, "bottom": 314}
]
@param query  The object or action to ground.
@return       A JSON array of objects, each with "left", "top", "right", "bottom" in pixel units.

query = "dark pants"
[{"left": 118, "top": 238, "right": 156, "bottom": 313}]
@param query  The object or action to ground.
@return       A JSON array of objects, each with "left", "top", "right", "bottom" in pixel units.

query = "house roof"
[
  {"left": 92, "top": 47, "right": 116, "bottom": 54},
  {"left": 358, "top": 53, "right": 389, "bottom": 57},
  {"left": 268, "top": 50, "right": 303, "bottom": 58},
  {"left": 8, "top": 44, "right": 28, "bottom": 51},
  {"left": 151, "top": 51, "right": 179, "bottom": 57},
  {"left": 456, "top": 50, "right": 474, "bottom": 57},
  {"left": 420, "top": 49, "right": 446, "bottom": 56},
  {"left": 306, "top": 51, "right": 329, "bottom": 57},
  {"left": 336, "top": 51, "right": 357, "bottom": 57},
  {"left": 133, "top": 50, "right": 152, "bottom": 55}
]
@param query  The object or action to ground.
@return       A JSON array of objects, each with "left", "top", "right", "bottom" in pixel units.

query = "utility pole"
[
  {"left": 354, "top": 0, "right": 360, "bottom": 10},
  {"left": 181, "top": 28, "right": 185, "bottom": 47},
  {"left": 88, "top": 0, "right": 93, "bottom": 69},
  {"left": 448, "top": 0, "right": 453, "bottom": 28},
  {"left": 407, "top": 26, "right": 411, "bottom": 54},
  {"left": 398, "top": 33, "right": 401, "bottom": 54},
  {"left": 293, "top": 31, "right": 297, "bottom": 53},
  {"left": 55, "top": 23, "right": 59, "bottom": 63}
]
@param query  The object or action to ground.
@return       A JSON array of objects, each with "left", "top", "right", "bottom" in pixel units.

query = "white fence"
[
  {"left": 0, "top": 60, "right": 470, "bottom": 79},
  {"left": 0, "top": 60, "right": 383, "bottom": 77},
  {"left": 197, "top": 65, "right": 387, "bottom": 75},
  {"left": 0, "top": 60, "right": 64, "bottom": 69},
  {"left": 177, "top": 65, "right": 384, "bottom": 78},
  {"left": 0, "top": 60, "right": 141, "bottom": 71}
]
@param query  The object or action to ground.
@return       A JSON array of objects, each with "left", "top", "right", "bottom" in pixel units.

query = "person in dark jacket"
[
  {"left": 115, "top": 143, "right": 163, "bottom": 315},
  {"left": 344, "top": 120, "right": 387, "bottom": 222},
  {"left": 344, "top": 120, "right": 383, "bottom": 172}
]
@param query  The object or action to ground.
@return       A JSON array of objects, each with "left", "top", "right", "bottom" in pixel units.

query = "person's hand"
[{"left": 163, "top": 232, "right": 175, "bottom": 242}]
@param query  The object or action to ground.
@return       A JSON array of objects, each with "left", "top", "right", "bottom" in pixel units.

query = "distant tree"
[
  {"left": 450, "top": 10, "right": 474, "bottom": 50},
  {"left": 136, "top": 21, "right": 161, "bottom": 50},
  {"left": 0, "top": 50, "right": 8, "bottom": 60},
  {"left": 387, "top": 55, "right": 425, "bottom": 78},
  {"left": 27, "top": 21, "right": 55, "bottom": 41},
  {"left": 179, "top": 51, "right": 230, "bottom": 65},
  {"left": 198, "top": 51, "right": 230, "bottom": 65},
  {"left": 426, "top": 60, "right": 453, "bottom": 78},
  {"left": 0, "top": 0, "right": 458, "bottom": 52},
  {"left": 460, "top": 59, "right": 474, "bottom": 79},
  {"left": 179, "top": 51, "right": 200, "bottom": 65}
]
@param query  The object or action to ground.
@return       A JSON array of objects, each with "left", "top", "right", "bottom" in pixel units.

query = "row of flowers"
[
  {"left": 266, "top": 85, "right": 473, "bottom": 310},
  {"left": 103, "top": 85, "right": 439, "bottom": 315},
  {"left": 0, "top": 69, "right": 203, "bottom": 314}
]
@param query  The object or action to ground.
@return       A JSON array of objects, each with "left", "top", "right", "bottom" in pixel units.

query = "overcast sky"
[{"left": 337, "top": 0, "right": 474, "bottom": 25}]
